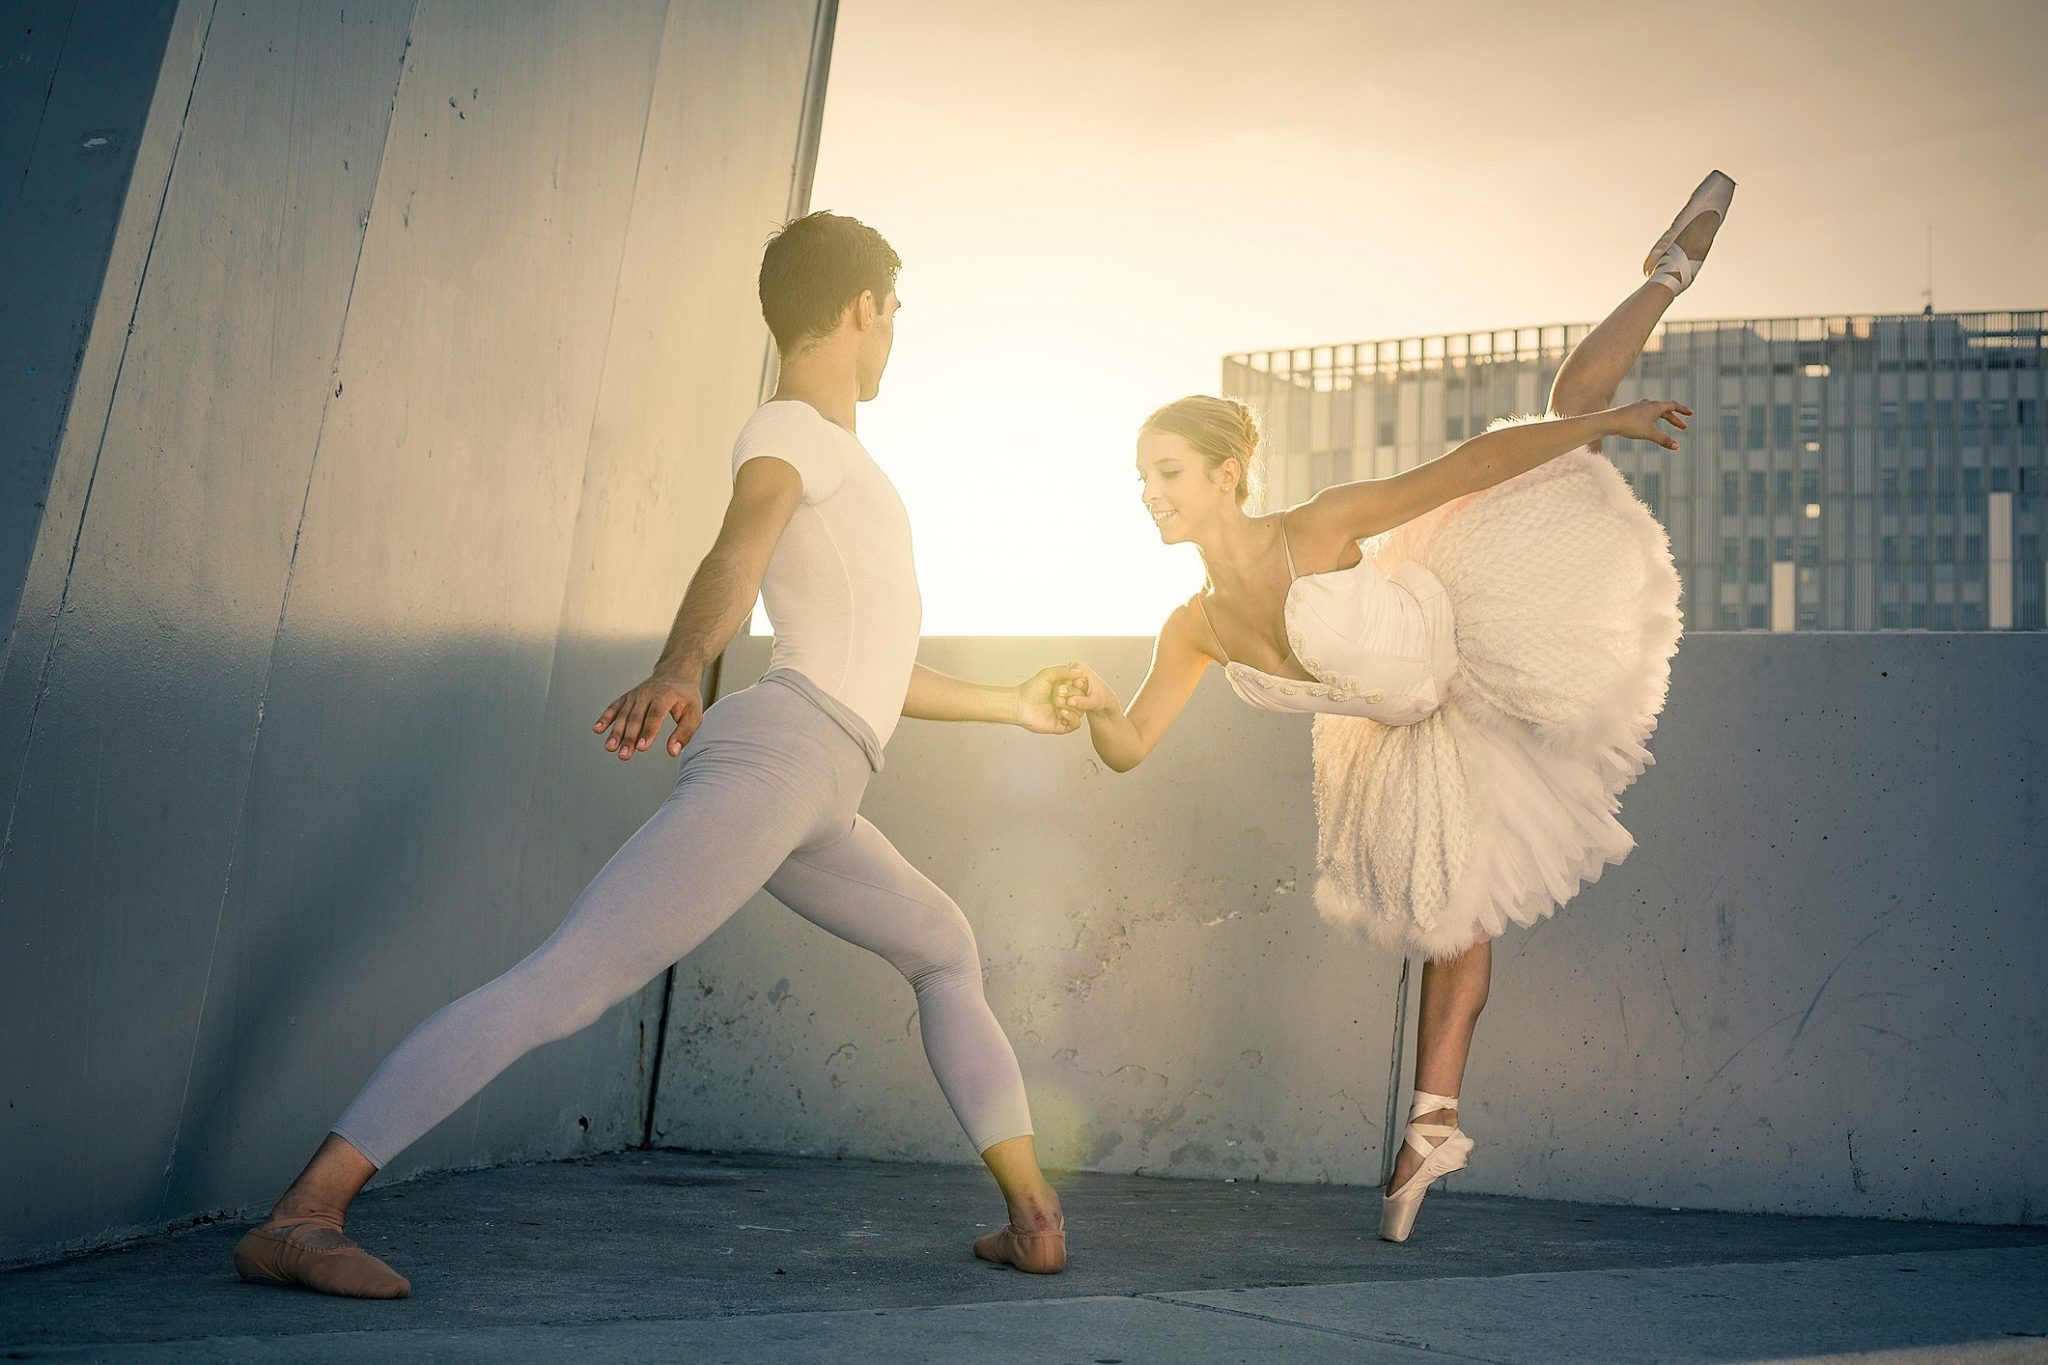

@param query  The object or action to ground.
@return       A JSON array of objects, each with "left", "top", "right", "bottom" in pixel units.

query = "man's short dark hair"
[{"left": 758, "top": 211, "right": 901, "bottom": 353}]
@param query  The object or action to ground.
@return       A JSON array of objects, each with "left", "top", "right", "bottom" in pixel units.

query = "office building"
[{"left": 1224, "top": 311, "right": 2046, "bottom": 629}]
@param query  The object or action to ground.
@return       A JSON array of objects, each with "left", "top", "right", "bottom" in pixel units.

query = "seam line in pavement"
[
  {"left": 1140, "top": 1292, "right": 1509, "bottom": 1362},
  {"left": 1164, "top": 1240, "right": 2048, "bottom": 1296}
]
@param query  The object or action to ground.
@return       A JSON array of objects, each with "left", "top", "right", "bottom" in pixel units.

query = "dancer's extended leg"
[
  {"left": 1548, "top": 282, "right": 1674, "bottom": 428},
  {"left": 1549, "top": 191, "right": 1727, "bottom": 428},
  {"left": 766, "top": 818, "right": 1067, "bottom": 1272},
  {"left": 240, "top": 684, "right": 864, "bottom": 1296}
]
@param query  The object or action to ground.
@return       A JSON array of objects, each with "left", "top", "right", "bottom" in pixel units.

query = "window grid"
[{"left": 1223, "top": 310, "right": 2047, "bottom": 631}]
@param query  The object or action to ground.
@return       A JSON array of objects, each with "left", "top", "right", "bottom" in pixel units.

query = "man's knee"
[{"left": 899, "top": 897, "right": 984, "bottom": 995}]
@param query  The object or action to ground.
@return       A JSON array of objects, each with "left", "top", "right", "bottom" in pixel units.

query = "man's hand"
[
  {"left": 1014, "top": 663, "right": 1090, "bottom": 735},
  {"left": 594, "top": 674, "right": 704, "bottom": 762}
]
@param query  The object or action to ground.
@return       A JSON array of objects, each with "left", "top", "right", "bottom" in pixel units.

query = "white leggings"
[{"left": 330, "top": 671, "right": 1034, "bottom": 1168}]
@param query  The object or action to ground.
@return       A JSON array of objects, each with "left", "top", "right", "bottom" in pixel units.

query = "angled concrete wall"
[
  {"left": 0, "top": 0, "right": 185, "bottom": 658},
  {"left": 657, "top": 633, "right": 2046, "bottom": 1225},
  {"left": 0, "top": 0, "right": 834, "bottom": 1265}
]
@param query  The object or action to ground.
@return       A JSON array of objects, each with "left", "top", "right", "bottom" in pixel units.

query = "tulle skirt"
[{"left": 1310, "top": 420, "right": 1683, "bottom": 961}]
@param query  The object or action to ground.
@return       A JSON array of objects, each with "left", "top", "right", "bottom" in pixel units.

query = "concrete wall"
[
  {"left": 0, "top": 0, "right": 184, "bottom": 656},
  {"left": 1453, "top": 632, "right": 2047, "bottom": 1224},
  {"left": 0, "top": 0, "right": 834, "bottom": 1264},
  {"left": 657, "top": 633, "right": 2046, "bottom": 1225}
]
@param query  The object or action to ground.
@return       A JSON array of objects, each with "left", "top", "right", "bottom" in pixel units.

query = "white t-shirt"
[{"left": 730, "top": 400, "right": 921, "bottom": 749}]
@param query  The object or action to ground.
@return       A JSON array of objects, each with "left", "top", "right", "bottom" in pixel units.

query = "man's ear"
[{"left": 853, "top": 288, "right": 878, "bottom": 330}]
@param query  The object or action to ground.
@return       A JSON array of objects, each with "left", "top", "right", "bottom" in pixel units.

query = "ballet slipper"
[
  {"left": 233, "top": 1215, "right": 411, "bottom": 1298},
  {"left": 971, "top": 1216, "right": 1067, "bottom": 1274}
]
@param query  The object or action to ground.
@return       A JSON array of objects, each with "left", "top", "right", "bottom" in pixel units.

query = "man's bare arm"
[
  {"left": 902, "top": 662, "right": 1084, "bottom": 735},
  {"left": 593, "top": 458, "right": 803, "bottom": 761}
]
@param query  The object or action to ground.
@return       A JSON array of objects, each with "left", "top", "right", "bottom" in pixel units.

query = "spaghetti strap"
[
  {"left": 1191, "top": 594, "right": 1231, "bottom": 664},
  {"left": 1278, "top": 510, "right": 1299, "bottom": 580}
]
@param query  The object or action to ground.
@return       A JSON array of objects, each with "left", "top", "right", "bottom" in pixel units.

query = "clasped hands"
[
  {"left": 1019, "top": 661, "right": 1116, "bottom": 736},
  {"left": 592, "top": 661, "right": 1119, "bottom": 761}
]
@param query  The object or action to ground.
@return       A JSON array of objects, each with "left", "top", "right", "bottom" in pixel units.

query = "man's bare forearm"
[
  {"left": 902, "top": 662, "right": 1022, "bottom": 724},
  {"left": 650, "top": 551, "right": 757, "bottom": 682}
]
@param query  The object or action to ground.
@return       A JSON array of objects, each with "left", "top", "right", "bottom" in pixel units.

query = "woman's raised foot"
[{"left": 1644, "top": 169, "right": 1736, "bottom": 295}]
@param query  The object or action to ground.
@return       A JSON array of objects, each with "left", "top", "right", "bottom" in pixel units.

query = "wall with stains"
[
  {"left": 658, "top": 633, "right": 2045, "bottom": 1225},
  {"left": 1447, "top": 631, "right": 2046, "bottom": 1224},
  {"left": 0, "top": 0, "right": 834, "bottom": 1264}
]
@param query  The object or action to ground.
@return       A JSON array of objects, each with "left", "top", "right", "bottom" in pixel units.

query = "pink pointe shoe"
[
  {"left": 1644, "top": 169, "right": 1736, "bottom": 295},
  {"left": 1379, "top": 1090, "right": 1474, "bottom": 1243}
]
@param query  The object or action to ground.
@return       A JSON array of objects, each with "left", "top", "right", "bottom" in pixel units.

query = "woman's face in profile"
[{"left": 1136, "top": 428, "right": 1231, "bottom": 544}]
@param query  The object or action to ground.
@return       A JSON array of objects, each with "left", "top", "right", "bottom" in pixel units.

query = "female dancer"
[{"left": 1059, "top": 172, "right": 1732, "bottom": 1241}]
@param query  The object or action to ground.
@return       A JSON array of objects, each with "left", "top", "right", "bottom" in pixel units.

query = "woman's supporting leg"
[
  {"left": 766, "top": 817, "right": 1063, "bottom": 1249},
  {"left": 1386, "top": 937, "right": 1492, "bottom": 1194}
]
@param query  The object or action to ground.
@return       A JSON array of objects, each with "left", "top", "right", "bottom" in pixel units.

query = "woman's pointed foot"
[
  {"left": 972, "top": 1214, "right": 1067, "bottom": 1274},
  {"left": 233, "top": 1216, "right": 411, "bottom": 1298},
  {"left": 1379, "top": 1091, "right": 1473, "bottom": 1244},
  {"left": 1644, "top": 169, "right": 1736, "bottom": 295}
]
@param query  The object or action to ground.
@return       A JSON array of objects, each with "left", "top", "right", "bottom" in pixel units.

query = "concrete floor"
[{"left": 3, "top": 1149, "right": 2045, "bottom": 1363}]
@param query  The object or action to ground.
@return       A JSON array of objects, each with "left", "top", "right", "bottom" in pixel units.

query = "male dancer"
[{"left": 232, "top": 212, "right": 1074, "bottom": 1297}]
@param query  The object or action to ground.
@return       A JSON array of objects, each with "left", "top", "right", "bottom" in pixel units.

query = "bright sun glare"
[{"left": 792, "top": 1, "right": 2046, "bottom": 635}]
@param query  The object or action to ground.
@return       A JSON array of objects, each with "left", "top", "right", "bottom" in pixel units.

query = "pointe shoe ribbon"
[
  {"left": 1648, "top": 242, "right": 1704, "bottom": 296},
  {"left": 1644, "top": 169, "right": 1736, "bottom": 296},
  {"left": 233, "top": 1215, "right": 412, "bottom": 1299},
  {"left": 1379, "top": 1090, "right": 1474, "bottom": 1244},
  {"left": 972, "top": 1216, "right": 1067, "bottom": 1274}
]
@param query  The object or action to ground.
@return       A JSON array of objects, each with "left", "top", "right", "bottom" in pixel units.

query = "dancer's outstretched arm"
[
  {"left": 1295, "top": 400, "right": 1689, "bottom": 546},
  {"left": 903, "top": 663, "right": 1084, "bottom": 735},
  {"left": 594, "top": 457, "right": 804, "bottom": 761},
  {"left": 1064, "top": 604, "right": 1210, "bottom": 772}
]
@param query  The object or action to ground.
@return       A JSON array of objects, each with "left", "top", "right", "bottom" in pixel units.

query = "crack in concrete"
[
  {"left": 1143, "top": 1292, "right": 1507, "bottom": 1359},
  {"left": 1787, "top": 919, "right": 1892, "bottom": 1053}
]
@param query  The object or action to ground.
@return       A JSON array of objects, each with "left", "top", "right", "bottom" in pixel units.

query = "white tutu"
[{"left": 1310, "top": 419, "right": 1683, "bottom": 960}]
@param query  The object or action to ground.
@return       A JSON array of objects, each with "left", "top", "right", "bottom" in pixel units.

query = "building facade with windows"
[{"left": 1223, "top": 311, "right": 2046, "bottom": 630}]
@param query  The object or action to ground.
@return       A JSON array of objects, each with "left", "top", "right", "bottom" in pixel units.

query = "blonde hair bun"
[{"left": 1142, "top": 395, "right": 1264, "bottom": 507}]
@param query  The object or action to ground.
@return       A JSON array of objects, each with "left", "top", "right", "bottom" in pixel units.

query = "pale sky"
[{"left": 807, "top": 0, "right": 2048, "bottom": 635}]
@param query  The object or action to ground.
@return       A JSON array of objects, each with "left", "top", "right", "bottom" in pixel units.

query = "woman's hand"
[
  {"left": 1608, "top": 399, "right": 1692, "bottom": 450},
  {"left": 1057, "top": 661, "right": 1119, "bottom": 715},
  {"left": 594, "top": 673, "right": 703, "bottom": 761}
]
